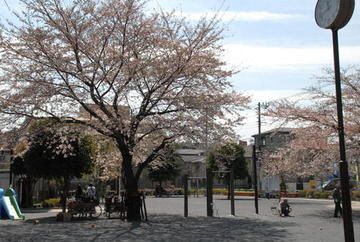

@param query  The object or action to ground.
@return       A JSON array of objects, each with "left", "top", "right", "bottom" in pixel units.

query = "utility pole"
[
  {"left": 252, "top": 145, "right": 259, "bottom": 214},
  {"left": 257, "top": 102, "right": 262, "bottom": 192}
]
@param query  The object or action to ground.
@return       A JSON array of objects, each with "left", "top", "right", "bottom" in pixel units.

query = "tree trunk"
[
  {"left": 122, "top": 157, "right": 142, "bottom": 221},
  {"left": 124, "top": 176, "right": 141, "bottom": 221},
  {"left": 21, "top": 179, "right": 34, "bottom": 208},
  {"left": 117, "top": 138, "right": 142, "bottom": 221}
]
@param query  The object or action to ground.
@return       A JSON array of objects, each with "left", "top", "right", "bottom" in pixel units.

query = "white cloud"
[
  {"left": 237, "top": 89, "right": 305, "bottom": 141},
  {"left": 223, "top": 44, "right": 360, "bottom": 72},
  {"left": 176, "top": 11, "right": 302, "bottom": 22}
]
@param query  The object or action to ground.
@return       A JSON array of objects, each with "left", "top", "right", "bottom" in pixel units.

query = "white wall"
[{"left": 262, "top": 176, "right": 280, "bottom": 191}]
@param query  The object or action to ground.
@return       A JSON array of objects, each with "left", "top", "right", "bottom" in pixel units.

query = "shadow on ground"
[
  {"left": 300, "top": 205, "right": 360, "bottom": 222},
  {"left": 21, "top": 208, "right": 55, "bottom": 214},
  {"left": 0, "top": 214, "right": 296, "bottom": 242}
]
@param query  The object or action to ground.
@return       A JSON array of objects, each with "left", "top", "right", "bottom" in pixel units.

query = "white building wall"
[
  {"left": 262, "top": 176, "right": 297, "bottom": 192},
  {"left": 262, "top": 176, "right": 280, "bottom": 192}
]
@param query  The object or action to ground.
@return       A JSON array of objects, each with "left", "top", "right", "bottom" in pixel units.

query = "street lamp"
[{"left": 315, "top": 1, "right": 355, "bottom": 241}]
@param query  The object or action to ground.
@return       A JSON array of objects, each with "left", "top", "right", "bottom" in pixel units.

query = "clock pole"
[
  {"left": 331, "top": 28, "right": 354, "bottom": 242},
  {"left": 315, "top": 0, "right": 355, "bottom": 241}
]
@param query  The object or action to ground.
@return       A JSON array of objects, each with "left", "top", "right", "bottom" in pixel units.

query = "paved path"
[{"left": 0, "top": 196, "right": 359, "bottom": 242}]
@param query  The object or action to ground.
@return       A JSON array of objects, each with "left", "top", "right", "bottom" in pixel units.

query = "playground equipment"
[
  {"left": 183, "top": 168, "right": 235, "bottom": 217},
  {"left": 0, "top": 187, "right": 25, "bottom": 220}
]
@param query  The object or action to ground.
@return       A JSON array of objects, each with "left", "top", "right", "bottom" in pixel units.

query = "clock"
[{"left": 315, "top": 0, "right": 355, "bottom": 29}]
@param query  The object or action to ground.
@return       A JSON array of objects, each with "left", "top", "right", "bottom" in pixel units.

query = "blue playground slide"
[{"left": 0, "top": 187, "right": 25, "bottom": 220}]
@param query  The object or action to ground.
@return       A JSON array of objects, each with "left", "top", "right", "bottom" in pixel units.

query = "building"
[
  {"left": 175, "top": 149, "right": 207, "bottom": 178},
  {"left": 252, "top": 128, "right": 297, "bottom": 192}
]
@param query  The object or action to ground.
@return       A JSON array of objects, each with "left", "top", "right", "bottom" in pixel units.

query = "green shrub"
[
  {"left": 319, "top": 191, "right": 331, "bottom": 199},
  {"left": 312, "top": 191, "right": 330, "bottom": 199},
  {"left": 297, "top": 190, "right": 306, "bottom": 197},
  {"left": 42, "top": 198, "right": 61, "bottom": 208},
  {"left": 213, "top": 188, "right": 227, "bottom": 195},
  {"left": 306, "top": 190, "right": 314, "bottom": 198},
  {"left": 189, "top": 188, "right": 205, "bottom": 195}
]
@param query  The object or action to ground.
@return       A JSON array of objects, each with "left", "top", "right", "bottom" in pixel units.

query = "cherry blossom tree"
[
  {"left": 261, "top": 127, "right": 336, "bottom": 186},
  {"left": 0, "top": 0, "right": 249, "bottom": 220},
  {"left": 264, "top": 67, "right": 360, "bottom": 180}
]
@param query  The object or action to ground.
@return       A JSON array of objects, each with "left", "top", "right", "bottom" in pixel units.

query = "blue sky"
[
  {"left": 1, "top": 0, "right": 360, "bottom": 140},
  {"left": 150, "top": 0, "right": 360, "bottom": 140}
]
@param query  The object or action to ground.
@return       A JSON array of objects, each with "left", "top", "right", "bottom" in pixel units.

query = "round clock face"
[{"left": 315, "top": 0, "right": 341, "bottom": 29}]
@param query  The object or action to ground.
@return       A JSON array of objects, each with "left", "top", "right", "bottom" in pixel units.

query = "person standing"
[
  {"left": 75, "top": 184, "right": 83, "bottom": 201},
  {"left": 332, "top": 186, "right": 342, "bottom": 217},
  {"left": 87, "top": 183, "right": 96, "bottom": 201}
]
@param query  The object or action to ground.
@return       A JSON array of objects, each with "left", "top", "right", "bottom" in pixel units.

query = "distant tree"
[
  {"left": 207, "top": 151, "right": 218, "bottom": 171},
  {"left": 23, "top": 126, "right": 94, "bottom": 212},
  {"left": 209, "top": 142, "right": 248, "bottom": 198},
  {"left": 147, "top": 146, "right": 182, "bottom": 188},
  {"left": 12, "top": 156, "right": 37, "bottom": 208}
]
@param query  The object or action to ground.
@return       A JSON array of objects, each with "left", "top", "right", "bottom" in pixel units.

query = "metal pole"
[
  {"left": 206, "top": 169, "right": 213, "bottom": 217},
  {"left": 230, "top": 168, "right": 235, "bottom": 216},
  {"left": 252, "top": 145, "right": 259, "bottom": 214},
  {"left": 332, "top": 29, "right": 354, "bottom": 242},
  {"left": 184, "top": 174, "right": 188, "bottom": 217}
]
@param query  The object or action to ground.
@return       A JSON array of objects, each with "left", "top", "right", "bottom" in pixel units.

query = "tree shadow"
[
  {"left": 107, "top": 214, "right": 296, "bottom": 242},
  {"left": 21, "top": 208, "right": 57, "bottom": 213},
  {"left": 0, "top": 214, "right": 296, "bottom": 242},
  {"left": 301, "top": 206, "right": 360, "bottom": 222}
]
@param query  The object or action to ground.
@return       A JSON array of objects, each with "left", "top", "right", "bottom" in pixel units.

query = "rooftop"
[{"left": 252, "top": 127, "right": 294, "bottom": 137}]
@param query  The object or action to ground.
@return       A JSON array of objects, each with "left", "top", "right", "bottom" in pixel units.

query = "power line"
[
  {"left": 248, "top": 91, "right": 307, "bottom": 109},
  {"left": 2, "top": 0, "right": 11, "bottom": 12}
]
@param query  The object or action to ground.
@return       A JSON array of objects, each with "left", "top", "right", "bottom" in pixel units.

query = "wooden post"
[
  {"left": 230, "top": 169, "right": 235, "bottom": 216},
  {"left": 206, "top": 169, "right": 213, "bottom": 217},
  {"left": 184, "top": 175, "right": 188, "bottom": 217},
  {"left": 142, "top": 192, "right": 147, "bottom": 221}
]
